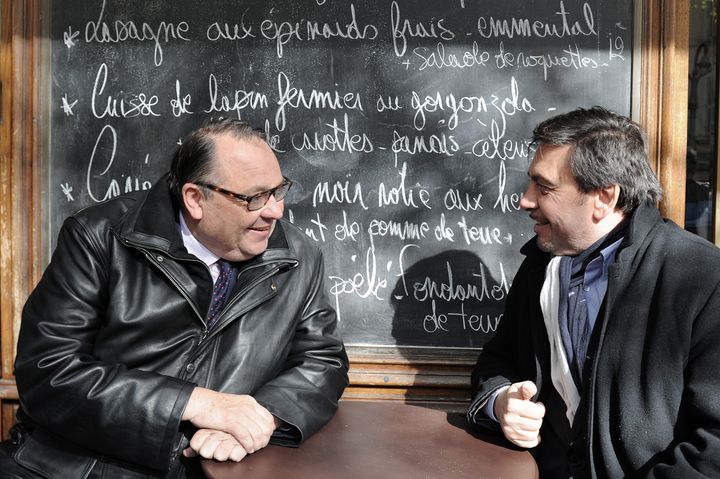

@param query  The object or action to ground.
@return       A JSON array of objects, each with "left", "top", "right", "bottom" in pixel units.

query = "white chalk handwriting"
[
  {"left": 84, "top": 0, "right": 190, "bottom": 66},
  {"left": 85, "top": 125, "right": 153, "bottom": 203},
  {"left": 476, "top": 2, "right": 597, "bottom": 40},
  {"left": 390, "top": 1, "right": 455, "bottom": 57}
]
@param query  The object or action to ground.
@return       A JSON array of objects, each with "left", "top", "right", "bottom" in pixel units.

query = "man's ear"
[
  {"left": 182, "top": 184, "right": 206, "bottom": 221},
  {"left": 593, "top": 184, "right": 620, "bottom": 221}
]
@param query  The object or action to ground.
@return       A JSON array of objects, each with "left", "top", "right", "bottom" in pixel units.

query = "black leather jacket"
[{"left": 12, "top": 178, "right": 349, "bottom": 478}]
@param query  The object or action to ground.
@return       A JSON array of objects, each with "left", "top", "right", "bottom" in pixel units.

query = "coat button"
[
  {"left": 186, "top": 363, "right": 195, "bottom": 373},
  {"left": 271, "top": 283, "right": 277, "bottom": 291},
  {"left": 157, "top": 255, "right": 164, "bottom": 262}
]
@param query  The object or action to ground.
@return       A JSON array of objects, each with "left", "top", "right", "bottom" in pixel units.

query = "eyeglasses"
[{"left": 197, "top": 177, "right": 293, "bottom": 211}]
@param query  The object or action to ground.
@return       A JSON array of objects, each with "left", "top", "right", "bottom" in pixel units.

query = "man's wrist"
[
  {"left": 182, "top": 387, "right": 213, "bottom": 421},
  {"left": 483, "top": 385, "right": 510, "bottom": 423}
]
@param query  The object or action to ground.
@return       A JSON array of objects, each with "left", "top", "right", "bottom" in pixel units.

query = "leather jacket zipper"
[
  {"left": 197, "top": 259, "right": 297, "bottom": 345},
  {"left": 121, "top": 237, "right": 298, "bottom": 344}
]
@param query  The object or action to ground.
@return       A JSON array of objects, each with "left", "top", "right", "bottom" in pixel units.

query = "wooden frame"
[
  {"left": 0, "top": 0, "right": 49, "bottom": 440},
  {"left": 0, "top": 0, "right": 691, "bottom": 439},
  {"left": 637, "top": 0, "right": 690, "bottom": 222}
]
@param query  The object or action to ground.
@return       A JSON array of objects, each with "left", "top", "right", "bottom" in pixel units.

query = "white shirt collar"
[{"left": 178, "top": 211, "right": 219, "bottom": 269}]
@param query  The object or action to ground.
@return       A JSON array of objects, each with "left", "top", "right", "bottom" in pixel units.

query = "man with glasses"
[{"left": 5, "top": 119, "right": 349, "bottom": 478}]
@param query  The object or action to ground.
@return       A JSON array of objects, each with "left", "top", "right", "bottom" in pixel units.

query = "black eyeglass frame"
[{"left": 197, "top": 176, "right": 293, "bottom": 211}]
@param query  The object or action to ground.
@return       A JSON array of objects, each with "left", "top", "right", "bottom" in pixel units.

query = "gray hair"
[{"left": 532, "top": 106, "right": 663, "bottom": 212}]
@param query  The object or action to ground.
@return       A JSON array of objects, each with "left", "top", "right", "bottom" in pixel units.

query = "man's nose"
[
  {"left": 519, "top": 184, "right": 536, "bottom": 211},
  {"left": 261, "top": 195, "right": 284, "bottom": 219}
]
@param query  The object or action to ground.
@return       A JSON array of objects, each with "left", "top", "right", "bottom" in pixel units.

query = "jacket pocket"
[{"left": 13, "top": 430, "right": 96, "bottom": 479}]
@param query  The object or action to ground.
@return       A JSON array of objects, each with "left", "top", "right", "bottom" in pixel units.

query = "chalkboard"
[{"left": 50, "top": 0, "right": 633, "bottom": 349}]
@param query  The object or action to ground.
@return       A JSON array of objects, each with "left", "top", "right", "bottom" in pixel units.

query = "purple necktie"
[{"left": 207, "top": 259, "right": 236, "bottom": 327}]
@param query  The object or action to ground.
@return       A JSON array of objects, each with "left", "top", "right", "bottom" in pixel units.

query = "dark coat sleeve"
[
  {"left": 253, "top": 250, "right": 349, "bottom": 444},
  {"left": 14, "top": 217, "right": 195, "bottom": 471},
  {"left": 467, "top": 257, "right": 541, "bottom": 433}
]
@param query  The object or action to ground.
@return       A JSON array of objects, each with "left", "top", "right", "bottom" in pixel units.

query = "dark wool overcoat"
[{"left": 468, "top": 203, "right": 720, "bottom": 478}]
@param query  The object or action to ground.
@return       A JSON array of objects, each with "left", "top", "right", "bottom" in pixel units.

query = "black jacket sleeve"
[
  {"left": 14, "top": 217, "right": 195, "bottom": 471},
  {"left": 253, "top": 250, "right": 349, "bottom": 444},
  {"left": 467, "top": 257, "right": 539, "bottom": 433}
]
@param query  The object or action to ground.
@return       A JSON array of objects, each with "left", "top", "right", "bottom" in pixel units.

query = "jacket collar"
[
  {"left": 614, "top": 202, "right": 662, "bottom": 257},
  {"left": 115, "top": 174, "right": 186, "bottom": 256},
  {"left": 115, "top": 174, "right": 294, "bottom": 263}
]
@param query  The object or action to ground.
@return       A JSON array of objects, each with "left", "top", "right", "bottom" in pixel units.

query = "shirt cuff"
[{"left": 481, "top": 386, "right": 510, "bottom": 423}]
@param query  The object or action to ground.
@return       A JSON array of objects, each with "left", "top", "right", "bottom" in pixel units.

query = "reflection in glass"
[{"left": 686, "top": 1, "right": 717, "bottom": 241}]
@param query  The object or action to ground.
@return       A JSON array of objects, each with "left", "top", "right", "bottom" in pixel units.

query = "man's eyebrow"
[
  {"left": 528, "top": 172, "right": 555, "bottom": 186},
  {"left": 243, "top": 177, "right": 286, "bottom": 195}
]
